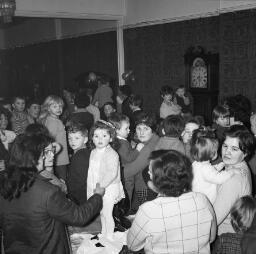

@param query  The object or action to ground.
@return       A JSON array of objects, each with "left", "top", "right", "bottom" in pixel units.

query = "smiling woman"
[{"left": 213, "top": 124, "right": 255, "bottom": 235}]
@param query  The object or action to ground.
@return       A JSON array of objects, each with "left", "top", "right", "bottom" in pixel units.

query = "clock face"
[{"left": 190, "top": 58, "right": 208, "bottom": 88}]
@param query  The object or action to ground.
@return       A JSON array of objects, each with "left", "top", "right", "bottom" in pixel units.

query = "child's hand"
[
  {"left": 214, "top": 162, "right": 225, "bottom": 172},
  {"left": 94, "top": 183, "right": 105, "bottom": 196},
  {"left": 136, "top": 143, "right": 144, "bottom": 151}
]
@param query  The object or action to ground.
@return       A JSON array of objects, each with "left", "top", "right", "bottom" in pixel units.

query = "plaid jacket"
[{"left": 212, "top": 232, "right": 242, "bottom": 254}]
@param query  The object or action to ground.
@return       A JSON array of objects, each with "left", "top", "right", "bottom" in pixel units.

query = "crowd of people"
[{"left": 0, "top": 76, "right": 256, "bottom": 254}]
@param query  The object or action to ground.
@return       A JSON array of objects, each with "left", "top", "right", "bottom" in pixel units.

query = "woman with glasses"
[{"left": 0, "top": 133, "right": 105, "bottom": 254}]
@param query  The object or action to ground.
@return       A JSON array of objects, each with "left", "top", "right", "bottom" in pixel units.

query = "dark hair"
[
  {"left": 231, "top": 196, "right": 256, "bottom": 233},
  {"left": 103, "top": 102, "right": 116, "bottom": 110},
  {"left": 0, "top": 134, "right": 54, "bottom": 200},
  {"left": 162, "top": 115, "right": 184, "bottom": 137},
  {"left": 135, "top": 112, "right": 157, "bottom": 132},
  {"left": 160, "top": 85, "right": 174, "bottom": 97},
  {"left": 129, "top": 94, "right": 143, "bottom": 108},
  {"left": 74, "top": 92, "right": 90, "bottom": 108},
  {"left": 224, "top": 94, "right": 251, "bottom": 129},
  {"left": 66, "top": 120, "right": 88, "bottom": 136},
  {"left": 191, "top": 128, "right": 219, "bottom": 162},
  {"left": 12, "top": 95, "right": 26, "bottom": 104},
  {"left": 150, "top": 150, "right": 192, "bottom": 197},
  {"left": 88, "top": 120, "right": 118, "bottom": 150},
  {"left": 119, "top": 85, "right": 132, "bottom": 97},
  {"left": 212, "top": 105, "right": 229, "bottom": 122},
  {"left": 193, "top": 115, "right": 205, "bottom": 126},
  {"left": 224, "top": 125, "right": 255, "bottom": 159},
  {"left": 25, "top": 123, "right": 51, "bottom": 137},
  {"left": 0, "top": 106, "right": 10, "bottom": 120},
  {"left": 26, "top": 98, "right": 41, "bottom": 109},
  {"left": 108, "top": 112, "right": 129, "bottom": 130}
]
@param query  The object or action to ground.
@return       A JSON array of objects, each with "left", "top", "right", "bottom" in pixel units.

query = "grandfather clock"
[{"left": 184, "top": 46, "right": 219, "bottom": 125}]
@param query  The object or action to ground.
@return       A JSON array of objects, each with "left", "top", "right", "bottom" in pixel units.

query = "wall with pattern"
[{"left": 124, "top": 8, "right": 256, "bottom": 113}]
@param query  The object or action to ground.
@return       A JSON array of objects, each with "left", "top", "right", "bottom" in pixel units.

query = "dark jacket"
[
  {"left": 0, "top": 175, "right": 102, "bottom": 254},
  {"left": 67, "top": 148, "right": 90, "bottom": 205}
]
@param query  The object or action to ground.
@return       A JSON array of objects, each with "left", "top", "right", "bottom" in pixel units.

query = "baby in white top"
[{"left": 191, "top": 127, "right": 236, "bottom": 203}]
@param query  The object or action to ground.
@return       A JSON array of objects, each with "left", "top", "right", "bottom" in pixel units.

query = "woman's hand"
[
  {"left": 136, "top": 143, "right": 144, "bottom": 151},
  {"left": 94, "top": 183, "right": 105, "bottom": 196}
]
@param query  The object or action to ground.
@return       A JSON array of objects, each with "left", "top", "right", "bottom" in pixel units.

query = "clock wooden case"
[{"left": 184, "top": 46, "right": 219, "bottom": 124}]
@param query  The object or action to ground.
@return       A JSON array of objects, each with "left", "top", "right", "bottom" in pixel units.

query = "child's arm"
[
  {"left": 202, "top": 164, "right": 235, "bottom": 184},
  {"left": 118, "top": 141, "right": 139, "bottom": 163},
  {"left": 100, "top": 151, "right": 119, "bottom": 188}
]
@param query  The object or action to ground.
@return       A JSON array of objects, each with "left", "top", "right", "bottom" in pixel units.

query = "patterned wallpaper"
[{"left": 124, "top": 8, "right": 256, "bottom": 114}]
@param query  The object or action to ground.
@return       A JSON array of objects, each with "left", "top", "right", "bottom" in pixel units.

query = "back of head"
[
  {"left": 25, "top": 123, "right": 51, "bottom": 137},
  {"left": 129, "top": 94, "right": 143, "bottom": 108},
  {"left": 119, "top": 85, "right": 132, "bottom": 97},
  {"left": 108, "top": 112, "right": 129, "bottom": 130},
  {"left": 191, "top": 127, "right": 218, "bottom": 162},
  {"left": 163, "top": 115, "right": 184, "bottom": 137},
  {"left": 74, "top": 92, "right": 90, "bottom": 109},
  {"left": 150, "top": 150, "right": 192, "bottom": 197}
]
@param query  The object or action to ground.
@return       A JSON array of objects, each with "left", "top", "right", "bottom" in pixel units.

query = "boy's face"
[
  {"left": 68, "top": 132, "right": 88, "bottom": 152},
  {"left": 116, "top": 121, "right": 130, "bottom": 139},
  {"left": 0, "top": 114, "right": 8, "bottom": 130},
  {"left": 216, "top": 116, "right": 229, "bottom": 127},
  {"left": 28, "top": 104, "right": 40, "bottom": 119},
  {"left": 12, "top": 98, "right": 25, "bottom": 112}
]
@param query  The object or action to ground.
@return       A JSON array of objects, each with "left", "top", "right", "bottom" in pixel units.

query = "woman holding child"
[
  {"left": 213, "top": 124, "right": 255, "bottom": 235},
  {"left": 123, "top": 113, "right": 159, "bottom": 211}
]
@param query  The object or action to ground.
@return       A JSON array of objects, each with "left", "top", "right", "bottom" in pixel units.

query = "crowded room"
[{"left": 1, "top": 0, "right": 256, "bottom": 253}]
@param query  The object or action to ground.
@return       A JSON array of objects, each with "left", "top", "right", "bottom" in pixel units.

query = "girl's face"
[
  {"left": 93, "top": 128, "right": 112, "bottom": 149},
  {"left": 37, "top": 144, "right": 55, "bottom": 171},
  {"left": 0, "top": 114, "right": 8, "bottom": 130},
  {"left": 104, "top": 105, "right": 115, "bottom": 118},
  {"left": 68, "top": 132, "right": 88, "bottom": 152},
  {"left": 136, "top": 124, "right": 153, "bottom": 143},
  {"left": 222, "top": 136, "right": 246, "bottom": 166},
  {"left": 13, "top": 98, "right": 25, "bottom": 112},
  {"left": 49, "top": 103, "right": 63, "bottom": 117}
]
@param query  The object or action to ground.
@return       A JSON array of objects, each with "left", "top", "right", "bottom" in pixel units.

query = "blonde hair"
[
  {"left": 231, "top": 196, "right": 256, "bottom": 233},
  {"left": 39, "top": 95, "right": 64, "bottom": 123}
]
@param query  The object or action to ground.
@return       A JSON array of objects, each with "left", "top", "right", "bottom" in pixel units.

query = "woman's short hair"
[
  {"left": 224, "top": 124, "right": 255, "bottom": 159},
  {"left": 191, "top": 128, "right": 219, "bottom": 162},
  {"left": 231, "top": 195, "right": 256, "bottom": 233},
  {"left": 135, "top": 112, "right": 157, "bottom": 132},
  {"left": 162, "top": 115, "right": 184, "bottom": 137},
  {"left": 150, "top": 150, "right": 192, "bottom": 197}
]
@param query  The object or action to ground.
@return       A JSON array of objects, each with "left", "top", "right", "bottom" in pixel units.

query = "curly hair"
[
  {"left": 150, "top": 150, "right": 193, "bottom": 197},
  {"left": 224, "top": 124, "right": 255, "bottom": 159},
  {"left": 0, "top": 134, "right": 53, "bottom": 200},
  {"left": 88, "top": 120, "right": 119, "bottom": 150}
]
